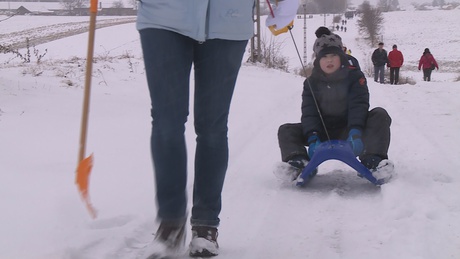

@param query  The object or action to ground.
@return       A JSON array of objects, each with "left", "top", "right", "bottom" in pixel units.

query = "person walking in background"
[
  {"left": 418, "top": 48, "right": 439, "bottom": 81},
  {"left": 137, "top": 1, "right": 253, "bottom": 258},
  {"left": 371, "top": 42, "right": 388, "bottom": 84},
  {"left": 387, "top": 44, "right": 404, "bottom": 85}
]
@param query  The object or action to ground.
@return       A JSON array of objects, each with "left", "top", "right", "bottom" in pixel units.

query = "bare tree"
[
  {"left": 378, "top": 0, "right": 400, "bottom": 11},
  {"left": 258, "top": 36, "right": 289, "bottom": 72},
  {"left": 433, "top": 0, "right": 446, "bottom": 6},
  {"left": 60, "top": 0, "right": 88, "bottom": 14},
  {"left": 299, "top": 1, "right": 319, "bottom": 14},
  {"left": 378, "top": 0, "right": 389, "bottom": 11},
  {"left": 333, "top": 15, "right": 341, "bottom": 24},
  {"left": 112, "top": 0, "right": 124, "bottom": 8},
  {"left": 357, "top": 1, "right": 384, "bottom": 46},
  {"left": 128, "top": 0, "right": 138, "bottom": 10},
  {"left": 313, "top": 0, "right": 347, "bottom": 13}
]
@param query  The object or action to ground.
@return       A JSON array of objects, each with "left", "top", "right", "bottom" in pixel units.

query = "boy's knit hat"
[
  {"left": 314, "top": 26, "right": 331, "bottom": 38},
  {"left": 313, "top": 33, "right": 344, "bottom": 59}
]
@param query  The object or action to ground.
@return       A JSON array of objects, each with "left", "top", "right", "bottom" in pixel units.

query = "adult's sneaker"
[
  {"left": 144, "top": 221, "right": 186, "bottom": 259},
  {"left": 189, "top": 226, "right": 219, "bottom": 257}
]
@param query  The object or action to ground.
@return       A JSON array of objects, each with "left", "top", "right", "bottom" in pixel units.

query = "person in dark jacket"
[
  {"left": 387, "top": 44, "right": 404, "bottom": 85},
  {"left": 418, "top": 48, "right": 439, "bottom": 81},
  {"left": 371, "top": 42, "right": 388, "bottom": 84},
  {"left": 276, "top": 32, "right": 393, "bottom": 182}
]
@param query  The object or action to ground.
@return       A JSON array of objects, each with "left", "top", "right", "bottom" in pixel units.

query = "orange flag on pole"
[
  {"left": 76, "top": 154, "right": 97, "bottom": 218},
  {"left": 75, "top": 0, "right": 98, "bottom": 219}
]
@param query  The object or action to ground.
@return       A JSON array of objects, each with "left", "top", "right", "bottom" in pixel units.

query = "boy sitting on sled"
[{"left": 277, "top": 31, "right": 393, "bottom": 182}]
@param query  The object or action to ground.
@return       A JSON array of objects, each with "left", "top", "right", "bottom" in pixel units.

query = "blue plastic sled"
[{"left": 296, "top": 140, "right": 386, "bottom": 187}]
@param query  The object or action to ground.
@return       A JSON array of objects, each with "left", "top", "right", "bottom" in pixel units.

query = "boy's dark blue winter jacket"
[{"left": 301, "top": 65, "right": 370, "bottom": 140}]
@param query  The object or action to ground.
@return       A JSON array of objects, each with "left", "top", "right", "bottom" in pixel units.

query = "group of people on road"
[{"left": 372, "top": 42, "right": 439, "bottom": 84}]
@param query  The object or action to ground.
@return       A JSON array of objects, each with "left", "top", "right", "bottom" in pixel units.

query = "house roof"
[{"left": 0, "top": 2, "right": 62, "bottom": 12}]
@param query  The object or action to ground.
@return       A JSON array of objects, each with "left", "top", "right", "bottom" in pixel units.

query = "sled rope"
[{"left": 288, "top": 28, "right": 331, "bottom": 141}]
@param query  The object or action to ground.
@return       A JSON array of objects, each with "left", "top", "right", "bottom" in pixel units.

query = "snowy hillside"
[
  {"left": 1, "top": 9, "right": 460, "bottom": 259},
  {"left": 349, "top": 0, "right": 460, "bottom": 9}
]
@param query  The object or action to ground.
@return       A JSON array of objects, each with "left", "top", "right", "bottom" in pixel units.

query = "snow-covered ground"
[{"left": 1, "top": 9, "right": 460, "bottom": 259}]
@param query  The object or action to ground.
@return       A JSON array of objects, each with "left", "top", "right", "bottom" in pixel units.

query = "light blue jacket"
[{"left": 136, "top": 0, "right": 255, "bottom": 42}]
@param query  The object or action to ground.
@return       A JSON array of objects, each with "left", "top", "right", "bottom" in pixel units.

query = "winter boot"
[
  {"left": 189, "top": 226, "right": 219, "bottom": 257},
  {"left": 273, "top": 155, "right": 310, "bottom": 182},
  {"left": 360, "top": 155, "right": 394, "bottom": 182},
  {"left": 144, "top": 221, "right": 186, "bottom": 259},
  {"left": 371, "top": 159, "right": 394, "bottom": 183},
  {"left": 287, "top": 157, "right": 308, "bottom": 170},
  {"left": 360, "top": 155, "right": 382, "bottom": 170}
]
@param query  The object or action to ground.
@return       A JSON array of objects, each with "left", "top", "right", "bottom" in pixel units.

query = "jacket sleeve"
[
  {"left": 387, "top": 52, "right": 392, "bottom": 67},
  {"left": 418, "top": 56, "right": 423, "bottom": 69},
  {"left": 347, "top": 71, "right": 370, "bottom": 131},
  {"left": 301, "top": 78, "right": 322, "bottom": 139},
  {"left": 371, "top": 50, "right": 377, "bottom": 65},
  {"left": 431, "top": 55, "right": 439, "bottom": 69}
]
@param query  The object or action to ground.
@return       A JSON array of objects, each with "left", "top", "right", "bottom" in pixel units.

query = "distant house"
[
  {"left": 0, "top": 2, "right": 61, "bottom": 15},
  {"left": 344, "top": 11, "right": 355, "bottom": 19},
  {"left": 0, "top": 2, "right": 136, "bottom": 16},
  {"left": 73, "top": 7, "right": 90, "bottom": 16},
  {"left": 99, "top": 7, "right": 137, "bottom": 16},
  {"left": 16, "top": 5, "right": 30, "bottom": 15},
  {"left": 65, "top": 7, "right": 136, "bottom": 16}
]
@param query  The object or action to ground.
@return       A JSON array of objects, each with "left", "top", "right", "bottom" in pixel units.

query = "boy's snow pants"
[{"left": 278, "top": 107, "right": 392, "bottom": 162}]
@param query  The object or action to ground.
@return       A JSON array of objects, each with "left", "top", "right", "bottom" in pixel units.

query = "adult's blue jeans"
[
  {"left": 374, "top": 65, "right": 385, "bottom": 84},
  {"left": 139, "top": 28, "right": 248, "bottom": 227}
]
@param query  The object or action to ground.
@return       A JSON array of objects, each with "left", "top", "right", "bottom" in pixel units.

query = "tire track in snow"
[{"left": 0, "top": 17, "right": 135, "bottom": 49}]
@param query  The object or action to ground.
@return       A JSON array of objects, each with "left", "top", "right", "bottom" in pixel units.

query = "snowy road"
[{"left": 1, "top": 9, "right": 460, "bottom": 259}]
